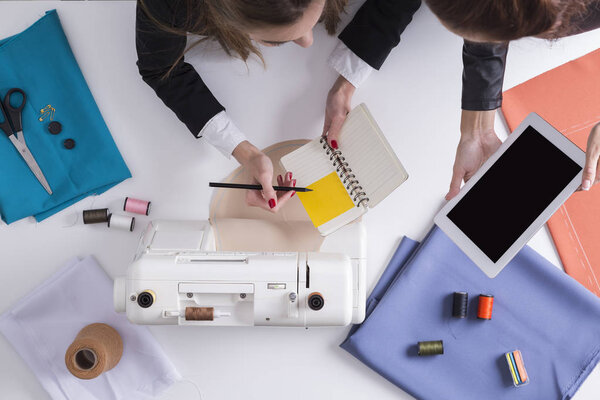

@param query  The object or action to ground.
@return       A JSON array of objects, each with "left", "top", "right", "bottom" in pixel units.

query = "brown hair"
[
  {"left": 425, "top": 0, "right": 590, "bottom": 41},
  {"left": 142, "top": 0, "right": 347, "bottom": 68}
]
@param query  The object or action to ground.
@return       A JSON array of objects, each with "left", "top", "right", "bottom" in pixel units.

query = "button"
[
  {"left": 48, "top": 121, "right": 62, "bottom": 135},
  {"left": 63, "top": 138, "right": 76, "bottom": 149}
]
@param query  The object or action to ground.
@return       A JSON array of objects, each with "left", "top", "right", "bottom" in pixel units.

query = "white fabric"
[
  {"left": 200, "top": 110, "right": 247, "bottom": 158},
  {"left": 0, "top": 256, "right": 181, "bottom": 400},
  {"left": 327, "top": 41, "right": 375, "bottom": 88}
]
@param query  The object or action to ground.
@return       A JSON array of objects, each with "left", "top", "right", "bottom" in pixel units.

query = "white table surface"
[{"left": 1, "top": 2, "right": 599, "bottom": 399}]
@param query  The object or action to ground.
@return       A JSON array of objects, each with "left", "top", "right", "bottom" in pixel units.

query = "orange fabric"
[{"left": 502, "top": 49, "right": 600, "bottom": 296}]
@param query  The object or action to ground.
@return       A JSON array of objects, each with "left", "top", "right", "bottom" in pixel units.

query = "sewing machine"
[{"left": 114, "top": 220, "right": 366, "bottom": 327}]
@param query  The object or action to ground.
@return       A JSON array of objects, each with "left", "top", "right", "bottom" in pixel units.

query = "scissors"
[{"left": 0, "top": 88, "right": 52, "bottom": 195}]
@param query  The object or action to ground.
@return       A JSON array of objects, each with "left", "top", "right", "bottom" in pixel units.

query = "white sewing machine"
[{"left": 114, "top": 220, "right": 366, "bottom": 327}]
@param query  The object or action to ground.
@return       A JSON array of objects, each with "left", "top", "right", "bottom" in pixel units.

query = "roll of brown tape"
[
  {"left": 185, "top": 307, "right": 214, "bottom": 321},
  {"left": 65, "top": 323, "right": 123, "bottom": 380}
]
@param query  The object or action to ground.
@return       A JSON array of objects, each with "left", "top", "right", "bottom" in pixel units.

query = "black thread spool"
[
  {"left": 452, "top": 291, "right": 468, "bottom": 318},
  {"left": 418, "top": 340, "right": 444, "bottom": 356},
  {"left": 83, "top": 208, "right": 110, "bottom": 224}
]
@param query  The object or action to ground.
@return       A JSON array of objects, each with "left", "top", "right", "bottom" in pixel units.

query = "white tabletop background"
[{"left": 0, "top": 1, "right": 599, "bottom": 399}]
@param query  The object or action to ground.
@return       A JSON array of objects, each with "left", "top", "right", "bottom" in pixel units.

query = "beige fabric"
[{"left": 209, "top": 140, "right": 325, "bottom": 252}]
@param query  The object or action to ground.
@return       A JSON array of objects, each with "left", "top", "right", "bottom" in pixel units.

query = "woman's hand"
[
  {"left": 323, "top": 75, "right": 355, "bottom": 149},
  {"left": 232, "top": 141, "right": 295, "bottom": 212},
  {"left": 581, "top": 122, "right": 600, "bottom": 191},
  {"left": 446, "top": 110, "right": 501, "bottom": 200}
]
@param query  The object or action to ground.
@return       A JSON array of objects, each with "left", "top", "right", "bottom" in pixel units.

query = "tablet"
[{"left": 434, "top": 113, "right": 585, "bottom": 278}]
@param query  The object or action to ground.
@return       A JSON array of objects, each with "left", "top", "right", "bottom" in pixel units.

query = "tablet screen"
[{"left": 447, "top": 126, "right": 582, "bottom": 262}]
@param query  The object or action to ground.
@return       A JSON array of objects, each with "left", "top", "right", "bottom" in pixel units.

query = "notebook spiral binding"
[{"left": 320, "top": 137, "right": 369, "bottom": 208}]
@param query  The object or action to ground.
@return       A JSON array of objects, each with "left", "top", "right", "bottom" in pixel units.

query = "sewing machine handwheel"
[
  {"left": 137, "top": 291, "right": 155, "bottom": 308},
  {"left": 308, "top": 292, "right": 324, "bottom": 311}
]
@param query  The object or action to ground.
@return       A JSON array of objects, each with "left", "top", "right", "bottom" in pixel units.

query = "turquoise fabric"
[{"left": 0, "top": 10, "right": 131, "bottom": 224}]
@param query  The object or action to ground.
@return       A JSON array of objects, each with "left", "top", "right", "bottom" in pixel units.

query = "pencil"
[{"left": 209, "top": 182, "right": 312, "bottom": 192}]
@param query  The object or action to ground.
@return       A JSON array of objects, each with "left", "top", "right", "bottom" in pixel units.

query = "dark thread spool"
[
  {"left": 82, "top": 208, "right": 110, "bottom": 224},
  {"left": 185, "top": 307, "right": 214, "bottom": 321},
  {"left": 452, "top": 291, "right": 468, "bottom": 318},
  {"left": 477, "top": 294, "right": 494, "bottom": 320},
  {"left": 418, "top": 340, "right": 444, "bottom": 356}
]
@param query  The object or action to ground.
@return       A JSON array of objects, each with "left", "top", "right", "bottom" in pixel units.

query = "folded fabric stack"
[
  {"left": 342, "top": 226, "right": 600, "bottom": 400},
  {"left": 0, "top": 10, "right": 130, "bottom": 224}
]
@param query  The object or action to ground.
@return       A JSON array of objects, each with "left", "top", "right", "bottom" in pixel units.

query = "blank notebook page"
[{"left": 338, "top": 105, "right": 408, "bottom": 207}]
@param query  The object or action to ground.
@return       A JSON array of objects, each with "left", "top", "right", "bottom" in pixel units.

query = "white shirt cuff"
[
  {"left": 200, "top": 111, "right": 247, "bottom": 158},
  {"left": 327, "top": 41, "right": 374, "bottom": 88}
]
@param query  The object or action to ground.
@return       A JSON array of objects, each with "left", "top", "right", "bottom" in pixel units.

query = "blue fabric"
[
  {"left": 0, "top": 10, "right": 131, "bottom": 224},
  {"left": 341, "top": 226, "right": 600, "bottom": 400}
]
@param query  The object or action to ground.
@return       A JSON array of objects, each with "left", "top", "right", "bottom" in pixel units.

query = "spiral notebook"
[{"left": 281, "top": 104, "right": 408, "bottom": 235}]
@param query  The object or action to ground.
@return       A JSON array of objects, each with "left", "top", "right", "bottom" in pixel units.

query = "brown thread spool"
[
  {"left": 65, "top": 323, "right": 123, "bottom": 380},
  {"left": 82, "top": 208, "right": 110, "bottom": 224},
  {"left": 185, "top": 307, "right": 214, "bottom": 321},
  {"left": 477, "top": 294, "right": 494, "bottom": 320}
]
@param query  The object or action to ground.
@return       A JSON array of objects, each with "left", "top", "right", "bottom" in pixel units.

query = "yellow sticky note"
[{"left": 297, "top": 171, "right": 354, "bottom": 227}]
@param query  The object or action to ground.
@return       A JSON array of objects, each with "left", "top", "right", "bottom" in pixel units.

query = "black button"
[
  {"left": 48, "top": 121, "right": 62, "bottom": 135},
  {"left": 63, "top": 138, "right": 76, "bottom": 149}
]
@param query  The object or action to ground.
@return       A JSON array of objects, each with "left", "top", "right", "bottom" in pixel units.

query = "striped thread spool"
[
  {"left": 505, "top": 349, "right": 529, "bottom": 387},
  {"left": 452, "top": 291, "right": 468, "bottom": 318},
  {"left": 417, "top": 340, "right": 444, "bottom": 356},
  {"left": 477, "top": 294, "right": 494, "bottom": 320}
]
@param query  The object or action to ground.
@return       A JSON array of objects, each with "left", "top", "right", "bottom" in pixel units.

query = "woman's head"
[
  {"left": 425, "top": 0, "right": 589, "bottom": 42},
  {"left": 145, "top": 0, "right": 347, "bottom": 64},
  {"left": 206, "top": 0, "right": 327, "bottom": 48},
  {"left": 244, "top": 0, "right": 325, "bottom": 48}
]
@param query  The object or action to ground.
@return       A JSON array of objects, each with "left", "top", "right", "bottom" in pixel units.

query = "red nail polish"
[
  {"left": 331, "top": 140, "right": 338, "bottom": 149},
  {"left": 291, "top": 191, "right": 296, "bottom": 197},
  {"left": 269, "top": 199, "right": 276, "bottom": 209},
  {"left": 292, "top": 179, "right": 297, "bottom": 187}
]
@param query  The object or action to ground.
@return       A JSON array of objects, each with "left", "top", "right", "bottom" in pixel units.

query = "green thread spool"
[{"left": 418, "top": 340, "right": 444, "bottom": 356}]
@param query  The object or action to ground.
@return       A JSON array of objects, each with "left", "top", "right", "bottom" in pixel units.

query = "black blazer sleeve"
[
  {"left": 136, "top": 0, "right": 224, "bottom": 137},
  {"left": 461, "top": 41, "right": 509, "bottom": 111},
  {"left": 338, "top": 0, "right": 422, "bottom": 70}
]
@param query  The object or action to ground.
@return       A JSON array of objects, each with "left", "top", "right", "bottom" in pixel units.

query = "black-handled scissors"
[{"left": 0, "top": 88, "right": 52, "bottom": 195}]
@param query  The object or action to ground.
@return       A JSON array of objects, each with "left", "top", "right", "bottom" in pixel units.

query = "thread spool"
[
  {"left": 185, "top": 307, "right": 214, "bottom": 321},
  {"left": 452, "top": 291, "right": 468, "bottom": 318},
  {"left": 108, "top": 214, "right": 135, "bottom": 231},
  {"left": 477, "top": 294, "right": 494, "bottom": 320},
  {"left": 505, "top": 349, "right": 529, "bottom": 387},
  {"left": 418, "top": 340, "right": 444, "bottom": 356},
  {"left": 123, "top": 197, "right": 151, "bottom": 216},
  {"left": 82, "top": 208, "right": 110, "bottom": 224},
  {"left": 65, "top": 323, "right": 123, "bottom": 380}
]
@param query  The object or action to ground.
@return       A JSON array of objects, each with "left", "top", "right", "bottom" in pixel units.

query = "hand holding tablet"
[{"left": 435, "top": 113, "right": 585, "bottom": 278}]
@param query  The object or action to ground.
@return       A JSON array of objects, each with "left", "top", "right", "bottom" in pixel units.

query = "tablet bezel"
[{"left": 434, "top": 112, "right": 585, "bottom": 278}]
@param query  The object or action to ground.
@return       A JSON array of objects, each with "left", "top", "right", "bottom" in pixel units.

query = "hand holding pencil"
[
  {"left": 231, "top": 141, "right": 297, "bottom": 212},
  {"left": 210, "top": 172, "right": 305, "bottom": 214}
]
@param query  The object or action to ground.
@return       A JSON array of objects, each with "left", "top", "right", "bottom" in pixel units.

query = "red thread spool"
[{"left": 477, "top": 294, "right": 494, "bottom": 320}]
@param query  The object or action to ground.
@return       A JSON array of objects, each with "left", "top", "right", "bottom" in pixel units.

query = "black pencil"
[{"left": 209, "top": 182, "right": 313, "bottom": 192}]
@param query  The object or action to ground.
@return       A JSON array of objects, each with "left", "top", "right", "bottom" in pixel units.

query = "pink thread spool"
[{"left": 123, "top": 197, "right": 151, "bottom": 216}]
